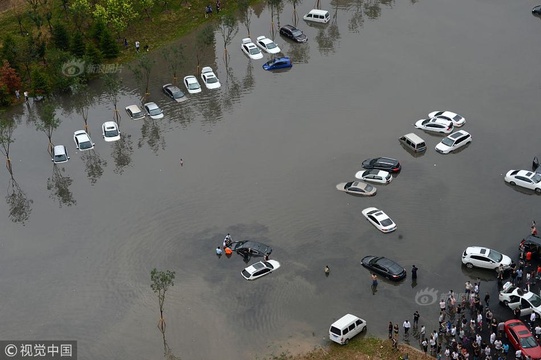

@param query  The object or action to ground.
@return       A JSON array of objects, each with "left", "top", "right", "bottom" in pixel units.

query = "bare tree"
[
  {"left": 150, "top": 268, "right": 175, "bottom": 332},
  {"left": 161, "top": 44, "right": 185, "bottom": 85},
  {"left": 195, "top": 25, "right": 215, "bottom": 75},
  {"left": 130, "top": 53, "right": 155, "bottom": 104}
]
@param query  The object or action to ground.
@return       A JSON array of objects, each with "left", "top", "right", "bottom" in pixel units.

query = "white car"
[
  {"left": 183, "top": 75, "right": 202, "bottom": 94},
  {"left": 428, "top": 111, "right": 466, "bottom": 127},
  {"left": 73, "top": 130, "right": 94, "bottom": 151},
  {"left": 255, "top": 36, "right": 281, "bottom": 54},
  {"left": 461, "top": 246, "right": 512, "bottom": 270},
  {"left": 52, "top": 145, "right": 69, "bottom": 164},
  {"left": 414, "top": 117, "right": 454, "bottom": 134},
  {"left": 241, "top": 38, "right": 263, "bottom": 60},
  {"left": 144, "top": 102, "right": 164, "bottom": 120},
  {"left": 102, "top": 121, "right": 121, "bottom": 142},
  {"left": 504, "top": 170, "right": 541, "bottom": 194},
  {"left": 200, "top": 67, "right": 221, "bottom": 89},
  {"left": 355, "top": 169, "right": 392, "bottom": 184},
  {"left": 125, "top": 104, "right": 145, "bottom": 120},
  {"left": 499, "top": 282, "right": 541, "bottom": 316},
  {"left": 435, "top": 130, "right": 472, "bottom": 154},
  {"left": 241, "top": 260, "right": 281, "bottom": 280},
  {"left": 362, "top": 207, "right": 397, "bottom": 233}
]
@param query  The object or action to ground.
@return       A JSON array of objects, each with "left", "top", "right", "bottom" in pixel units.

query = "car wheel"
[
  {"left": 536, "top": 188, "right": 541, "bottom": 194},
  {"left": 510, "top": 181, "right": 516, "bottom": 186},
  {"left": 344, "top": 338, "right": 349, "bottom": 345},
  {"left": 466, "top": 263, "right": 473, "bottom": 269}
]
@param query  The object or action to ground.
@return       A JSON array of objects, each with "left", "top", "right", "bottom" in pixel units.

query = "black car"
[
  {"left": 279, "top": 25, "right": 308, "bottom": 43},
  {"left": 533, "top": 5, "right": 541, "bottom": 15},
  {"left": 230, "top": 240, "right": 272, "bottom": 257},
  {"left": 361, "top": 157, "right": 401, "bottom": 173},
  {"left": 360, "top": 256, "right": 406, "bottom": 281}
]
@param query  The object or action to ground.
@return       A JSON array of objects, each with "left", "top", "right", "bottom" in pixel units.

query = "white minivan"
[
  {"left": 329, "top": 314, "right": 367, "bottom": 345},
  {"left": 303, "top": 9, "right": 330, "bottom": 24}
]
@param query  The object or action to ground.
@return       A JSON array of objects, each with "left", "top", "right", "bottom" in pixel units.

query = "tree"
[
  {"left": 85, "top": 43, "right": 104, "bottom": 68},
  {"left": 2, "top": 35, "right": 19, "bottom": 71},
  {"left": 0, "top": 61, "right": 22, "bottom": 95},
  {"left": 217, "top": 14, "right": 238, "bottom": 65},
  {"left": 100, "top": 27, "right": 119, "bottom": 59},
  {"left": 0, "top": 115, "right": 16, "bottom": 173},
  {"left": 103, "top": 72, "right": 122, "bottom": 125},
  {"left": 71, "top": 32, "right": 86, "bottom": 58},
  {"left": 150, "top": 268, "right": 175, "bottom": 331},
  {"left": 195, "top": 25, "right": 216, "bottom": 75},
  {"left": 93, "top": 0, "right": 139, "bottom": 36},
  {"left": 52, "top": 23, "right": 71, "bottom": 51},
  {"left": 31, "top": 67, "right": 50, "bottom": 98},
  {"left": 90, "top": 19, "right": 106, "bottom": 43},
  {"left": 288, "top": 0, "right": 303, "bottom": 26},
  {"left": 130, "top": 53, "right": 154, "bottom": 103},
  {"left": 137, "top": 0, "right": 155, "bottom": 20},
  {"left": 161, "top": 44, "right": 185, "bottom": 85},
  {"left": 35, "top": 101, "right": 61, "bottom": 154},
  {"left": 69, "top": 0, "right": 92, "bottom": 30},
  {"left": 47, "top": 166, "right": 76, "bottom": 207},
  {"left": 71, "top": 79, "right": 92, "bottom": 131},
  {"left": 238, "top": 0, "right": 253, "bottom": 37}
]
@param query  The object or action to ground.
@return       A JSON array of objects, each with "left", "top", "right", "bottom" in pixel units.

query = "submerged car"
[
  {"left": 362, "top": 207, "right": 397, "bottom": 233},
  {"left": 262, "top": 57, "right": 292, "bottom": 71},
  {"left": 504, "top": 319, "right": 541, "bottom": 359},
  {"left": 335, "top": 181, "right": 376, "bottom": 196},
  {"left": 461, "top": 246, "right": 512, "bottom": 270},
  {"left": 230, "top": 240, "right": 272, "bottom": 257},
  {"left": 200, "top": 67, "right": 221, "bottom": 89},
  {"left": 102, "top": 121, "right": 121, "bottom": 142},
  {"left": 73, "top": 130, "right": 94, "bottom": 151},
  {"left": 279, "top": 24, "right": 308, "bottom": 43},
  {"left": 361, "top": 157, "right": 401, "bottom": 173},
  {"left": 52, "top": 145, "right": 69, "bottom": 164},
  {"left": 183, "top": 75, "right": 202, "bottom": 94},
  {"left": 355, "top": 169, "right": 392, "bottom": 184},
  {"left": 533, "top": 5, "right": 541, "bottom": 15},
  {"left": 241, "top": 38, "right": 263, "bottom": 60},
  {"left": 499, "top": 282, "right": 541, "bottom": 317},
  {"left": 256, "top": 36, "right": 281, "bottom": 54},
  {"left": 504, "top": 170, "right": 541, "bottom": 193},
  {"left": 428, "top": 111, "right": 466, "bottom": 127},
  {"left": 241, "top": 260, "right": 281, "bottom": 280},
  {"left": 361, "top": 256, "right": 406, "bottom": 281},
  {"left": 125, "top": 104, "right": 146, "bottom": 120},
  {"left": 435, "top": 130, "right": 472, "bottom": 154},
  {"left": 414, "top": 117, "right": 454, "bottom": 134},
  {"left": 144, "top": 102, "right": 164, "bottom": 120},
  {"left": 162, "top": 84, "right": 188, "bottom": 103}
]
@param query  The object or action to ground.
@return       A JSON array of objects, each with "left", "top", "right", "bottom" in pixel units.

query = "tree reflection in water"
[
  {"left": 6, "top": 173, "right": 33, "bottom": 225},
  {"left": 112, "top": 134, "right": 134, "bottom": 174},
  {"left": 81, "top": 150, "right": 107, "bottom": 185},
  {"left": 138, "top": 117, "right": 165, "bottom": 154},
  {"left": 47, "top": 164, "right": 76, "bottom": 207}
]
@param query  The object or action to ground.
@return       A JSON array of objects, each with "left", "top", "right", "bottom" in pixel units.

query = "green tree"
[
  {"left": 137, "top": 0, "right": 155, "bottom": 20},
  {"left": 31, "top": 67, "right": 50, "bottom": 98},
  {"left": 90, "top": 19, "right": 106, "bottom": 43},
  {"left": 150, "top": 268, "right": 175, "bottom": 331},
  {"left": 103, "top": 72, "right": 122, "bottom": 124},
  {"left": 93, "top": 0, "right": 139, "bottom": 36},
  {"left": 100, "top": 27, "right": 119, "bottom": 59},
  {"left": 85, "top": 43, "right": 104, "bottom": 68},
  {"left": 161, "top": 44, "right": 185, "bottom": 85},
  {"left": 35, "top": 102, "right": 61, "bottom": 153},
  {"left": 2, "top": 35, "right": 19, "bottom": 70},
  {"left": 71, "top": 32, "right": 86, "bottom": 58},
  {"left": 217, "top": 14, "right": 238, "bottom": 64},
  {"left": 69, "top": 0, "right": 92, "bottom": 30},
  {"left": 46, "top": 48, "right": 79, "bottom": 93},
  {"left": 0, "top": 85, "right": 11, "bottom": 107},
  {"left": 52, "top": 23, "right": 71, "bottom": 51}
]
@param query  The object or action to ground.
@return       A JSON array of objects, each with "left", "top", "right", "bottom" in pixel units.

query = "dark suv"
[
  {"left": 361, "top": 157, "right": 401, "bottom": 173},
  {"left": 230, "top": 241, "right": 272, "bottom": 257},
  {"left": 279, "top": 25, "right": 308, "bottom": 43}
]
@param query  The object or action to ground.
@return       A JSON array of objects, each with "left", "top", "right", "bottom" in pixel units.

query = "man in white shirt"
[{"left": 403, "top": 320, "right": 411, "bottom": 335}]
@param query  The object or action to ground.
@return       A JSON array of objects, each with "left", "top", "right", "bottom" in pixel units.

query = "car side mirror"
[
  {"left": 67, "top": 157, "right": 70, "bottom": 160},
  {"left": 51, "top": 159, "right": 54, "bottom": 162}
]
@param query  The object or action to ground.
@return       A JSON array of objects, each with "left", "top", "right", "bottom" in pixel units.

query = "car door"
[
  {"left": 255, "top": 268, "right": 270, "bottom": 278},
  {"left": 520, "top": 298, "right": 534, "bottom": 316},
  {"left": 470, "top": 255, "right": 493, "bottom": 268},
  {"left": 368, "top": 215, "right": 379, "bottom": 226}
]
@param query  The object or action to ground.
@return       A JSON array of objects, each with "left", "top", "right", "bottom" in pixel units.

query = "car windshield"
[
  {"left": 528, "top": 293, "right": 541, "bottom": 307},
  {"left": 54, "top": 154, "right": 67, "bottom": 161},
  {"left": 249, "top": 47, "right": 260, "bottom": 55},
  {"left": 132, "top": 111, "right": 143, "bottom": 118},
  {"left": 172, "top": 91, "right": 184, "bottom": 99},
  {"left": 364, "top": 184, "right": 374, "bottom": 191},
  {"left": 380, "top": 219, "right": 394, "bottom": 226},
  {"left": 266, "top": 42, "right": 277, "bottom": 49},
  {"left": 105, "top": 128, "right": 118, "bottom": 137},
  {"left": 441, "top": 137, "right": 455, "bottom": 146},
  {"left": 487, "top": 249, "right": 503, "bottom": 262},
  {"left": 79, "top": 140, "right": 92, "bottom": 149},
  {"left": 292, "top": 30, "right": 302, "bottom": 36},
  {"left": 206, "top": 76, "right": 218, "bottom": 83},
  {"left": 148, "top": 108, "right": 162, "bottom": 116},
  {"left": 188, "top": 82, "right": 199, "bottom": 90},
  {"left": 520, "top": 335, "right": 538, "bottom": 348},
  {"left": 532, "top": 173, "right": 541, "bottom": 183}
]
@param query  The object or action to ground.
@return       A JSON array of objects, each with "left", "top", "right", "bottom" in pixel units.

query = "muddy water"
[{"left": 1, "top": 0, "right": 541, "bottom": 358}]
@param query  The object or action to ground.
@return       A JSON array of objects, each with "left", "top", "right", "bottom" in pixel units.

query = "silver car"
[{"left": 52, "top": 145, "right": 69, "bottom": 164}]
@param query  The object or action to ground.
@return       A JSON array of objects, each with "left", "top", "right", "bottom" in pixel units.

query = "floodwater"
[{"left": 1, "top": 0, "right": 541, "bottom": 358}]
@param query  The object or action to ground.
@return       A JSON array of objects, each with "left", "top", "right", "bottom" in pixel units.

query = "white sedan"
[
  {"left": 144, "top": 102, "right": 164, "bottom": 120},
  {"left": 241, "top": 260, "right": 281, "bottom": 280},
  {"left": 362, "top": 207, "right": 397, "bottom": 233},
  {"left": 435, "top": 130, "right": 472, "bottom": 154},
  {"left": 102, "top": 121, "right": 120, "bottom": 142},
  {"left": 255, "top": 36, "right": 281, "bottom": 54},
  {"left": 428, "top": 111, "right": 466, "bottom": 127},
  {"left": 200, "top": 67, "right": 221, "bottom": 89},
  {"left": 183, "top": 75, "right": 202, "bottom": 94},
  {"left": 414, "top": 117, "right": 454, "bottom": 134},
  {"left": 355, "top": 169, "right": 392, "bottom": 184},
  {"left": 73, "top": 130, "right": 94, "bottom": 151},
  {"left": 241, "top": 38, "right": 263, "bottom": 60},
  {"left": 499, "top": 282, "right": 541, "bottom": 317},
  {"left": 504, "top": 169, "right": 541, "bottom": 193}
]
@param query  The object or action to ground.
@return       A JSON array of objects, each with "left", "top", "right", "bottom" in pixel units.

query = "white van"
[
  {"left": 399, "top": 132, "right": 427, "bottom": 153},
  {"left": 303, "top": 9, "right": 330, "bottom": 24},
  {"left": 329, "top": 314, "right": 367, "bottom": 345}
]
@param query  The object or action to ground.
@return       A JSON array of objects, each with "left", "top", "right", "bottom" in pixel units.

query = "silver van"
[
  {"left": 329, "top": 314, "right": 367, "bottom": 345},
  {"left": 399, "top": 133, "right": 426, "bottom": 153},
  {"left": 303, "top": 9, "right": 330, "bottom": 24}
]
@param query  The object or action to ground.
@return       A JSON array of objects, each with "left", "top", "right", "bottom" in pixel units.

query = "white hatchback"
[
  {"left": 461, "top": 246, "right": 512, "bottom": 270},
  {"left": 102, "top": 121, "right": 121, "bottom": 142},
  {"left": 414, "top": 117, "right": 454, "bottom": 134},
  {"left": 435, "top": 130, "right": 472, "bottom": 154}
]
